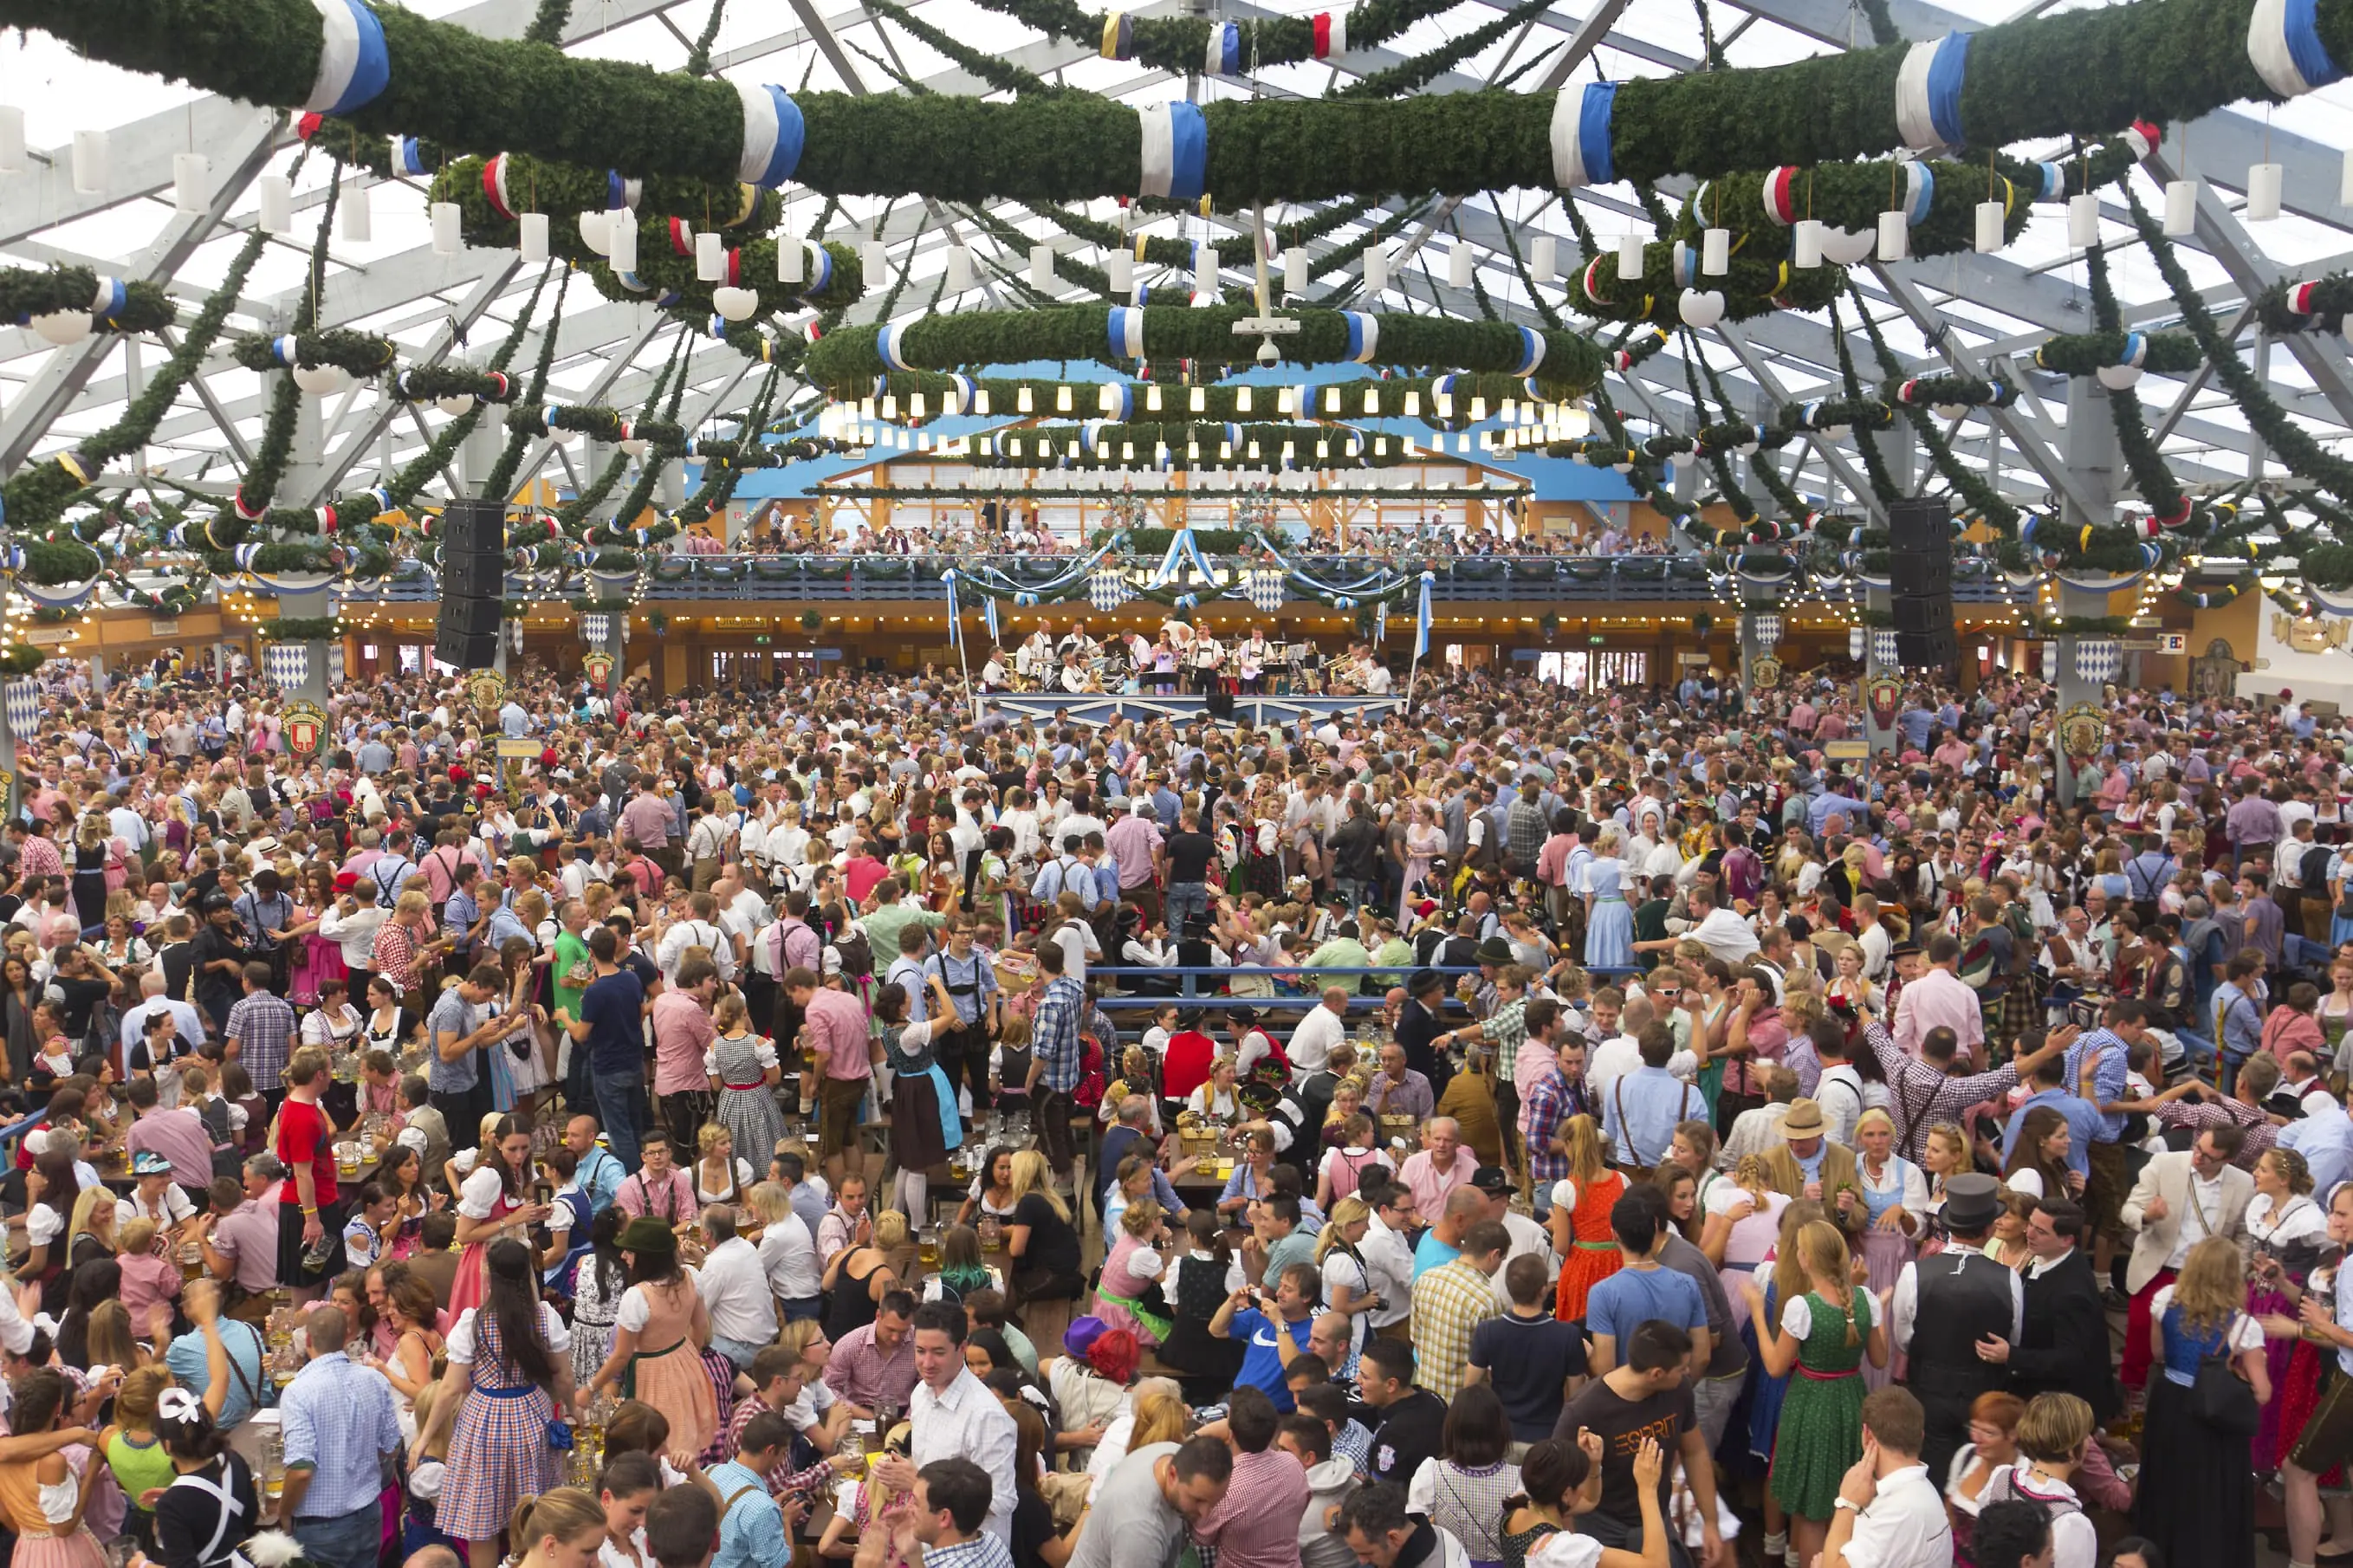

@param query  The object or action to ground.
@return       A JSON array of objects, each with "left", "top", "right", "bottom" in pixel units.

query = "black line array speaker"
[
  {"left": 1890, "top": 550, "right": 1952, "bottom": 598},
  {"left": 1890, "top": 496, "right": 1953, "bottom": 554},
  {"left": 1892, "top": 593, "right": 1954, "bottom": 635},
  {"left": 1896, "top": 629, "right": 1960, "bottom": 668},
  {"left": 1889, "top": 496, "right": 1954, "bottom": 669},
  {"left": 434, "top": 496, "right": 505, "bottom": 670}
]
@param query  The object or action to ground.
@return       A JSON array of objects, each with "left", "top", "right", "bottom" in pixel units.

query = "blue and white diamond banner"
[
  {"left": 1870, "top": 630, "right": 1899, "bottom": 668},
  {"left": 582, "top": 612, "right": 613, "bottom": 646},
  {"left": 1091, "top": 569, "right": 1131, "bottom": 613},
  {"left": 264, "top": 643, "right": 310, "bottom": 691},
  {"left": 1247, "top": 568, "right": 1287, "bottom": 614},
  {"left": 2, "top": 680, "right": 38, "bottom": 742},
  {"left": 1750, "top": 612, "right": 1782, "bottom": 649},
  {"left": 2075, "top": 638, "right": 2122, "bottom": 684}
]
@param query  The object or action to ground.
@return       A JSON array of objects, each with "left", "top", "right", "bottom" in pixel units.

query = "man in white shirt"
[
  {"left": 1682, "top": 887, "right": 1760, "bottom": 964},
  {"left": 872, "top": 1303, "right": 1021, "bottom": 1547},
  {"left": 696, "top": 1204, "right": 778, "bottom": 1369},
  {"left": 758, "top": 1202, "right": 825, "bottom": 1324},
  {"left": 1288, "top": 986, "right": 1349, "bottom": 1078},
  {"left": 1818, "top": 1387, "right": 1953, "bottom": 1568},
  {"left": 1358, "top": 1181, "right": 1416, "bottom": 1333}
]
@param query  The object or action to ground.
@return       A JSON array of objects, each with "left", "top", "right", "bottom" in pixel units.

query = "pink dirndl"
[{"left": 436, "top": 1310, "right": 560, "bottom": 1543}]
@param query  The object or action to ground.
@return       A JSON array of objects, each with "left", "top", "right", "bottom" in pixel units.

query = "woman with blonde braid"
[
  {"left": 1741, "top": 1219, "right": 1885, "bottom": 1568},
  {"left": 1545, "top": 1116, "right": 1624, "bottom": 1325},
  {"left": 1698, "top": 1153, "right": 1788, "bottom": 1287},
  {"left": 502, "top": 1488, "right": 614, "bottom": 1568}
]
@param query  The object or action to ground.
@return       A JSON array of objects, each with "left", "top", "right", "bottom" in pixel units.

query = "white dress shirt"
[
  {"left": 910, "top": 1368, "right": 1021, "bottom": 1546},
  {"left": 1360, "top": 1214, "right": 1416, "bottom": 1328},
  {"left": 759, "top": 1211, "right": 824, "bottom": 1302},
  {"left": 1288, "top": 1008, "right": 1346, "bottom": 1076},
  {"left": 1889, "top": 1244, "right": 2026, "bottom": 1354},
  {"left": 694, "top": 1235, "right": 778, "bottom": 1345},
  {"left": 1837, "top": 1463, "right": 1953, "bottom": 1568}
]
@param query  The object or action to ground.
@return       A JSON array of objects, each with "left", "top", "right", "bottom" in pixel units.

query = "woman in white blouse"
[{"left": 1847, "top": 1109, "right": 1929, "bottom": 1391}]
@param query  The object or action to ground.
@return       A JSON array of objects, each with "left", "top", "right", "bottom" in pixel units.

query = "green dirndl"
[{"left": 1767, "top": 1288, "right": 1870, "bottom": 1520}]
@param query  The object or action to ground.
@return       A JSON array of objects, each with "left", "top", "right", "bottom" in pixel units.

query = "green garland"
[
  {"left": 0, "top": 266, "right": 173, "bottom": 334},
  {"left": 256, "top": 614, "right": 341, "bottom": 641},
  {"left": 392, "top": 365, "right": 518, "bottom": 405},
  {"left": 1826, "top": 295, "right": 1902, "bottom": 511},
  {"left": 967, "top": 420, "right": 1435, "bottom": 468},
  {"left": 234, "top": 167, "right": 345, "bottom": 518},
  {"left": 2031, "top": 329, "right": 2201, "bottom": 378},
  {"left": 1567, "top": 242, "right": 1844, "bottom": 329},
  {"left": 1332, "top": 0, "right": 1556, "bottom": 99},
  {"left": 1848, "top": 281, "right": 2019, "bottom": 533},
  {"left": 1674, "top": 157, "right": 2032, "bottom": 269},
  {"left": 802, "top": 304, "right": 1598, "bottom": 394},
  {"left": 509, "top": 403, "right": 687, "bottom": 454},
  {"left": 483, "top": 265, "right": 572, "bottom": 499},
  {"left": 2259, "top": 273, "right": 2353, "bottom": 334},
  {"left": 22, "top": 0, "right": 2309, "bottom": 200},
  {"left": 864, "top": 369, "right": 1546, "bottom": 426},
  {"left": 230, "top": 327, "right": 399, "bottom": 378},
  {"left": 865, "top": 0, "right": 1057, "bottom": 96},
  {"left": 956, "top": 0, "right": 1461, "bottom": 81},
  {"left": 0, "top": 646, "right": 47, "bottom": 676},
  {"left": 1879, "top": 373, "right": 2018, "bottom": 412},
  {"left": 2082, "top": 240, "right": 2188, "bottom": 523},
  {"left": 384, "top": 262, "right": 554, "bottom": 512}
]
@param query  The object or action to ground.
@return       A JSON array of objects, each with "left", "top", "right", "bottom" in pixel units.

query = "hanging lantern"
[
  {"left": 258, "top": 174, "right": 294, "bottom": 236},
  {"left": 578, "top": 211, "right": 612, "bottom": 256},
  {"left": 518, "top": 211, "right": 548, "bottom": 263},
  {"left": 1676, "top": 288, "right": 1726, "bottom": 328},
  {"left": 776, "top": 236, "right": 805, "bottom": 284},
  {"left": 1877, "top": 209, "right": 1908, "bottom": 261},
  {"left": 1364, "top": 248, "right": 1389, "bottom": 294},
  {"left": 1284, "top": 247, "right": 1308, "bottom": 295},
  {"left": 2248, "top": 161, "right": 2285, "bottom": 221},
  {"left": 1792, "top": 219, "right": 1825, "bottom": 269},
  {"left": 1105, "top": 249, "right": 1131, "bottom": 294},
  {"left": 697, "top": 230, "right": 726, "bottom": 282},
  {"left": 292, "top": 362, "right": 348, "bottom": 395},
  {"left": 1194, "top": 245, "right": 1218, "bottom": 296},
  {"left": 1529, "top": 235, "right": 1557, "bottom": 284},
  {"left": 606, "top": 214, "right": 638, "bottom": 272},
  {"left": 341, "top": 173, "right": 373, "bottom": 242},
  {"left": 438, "top": 394, "right": 476, "bottom": 417},
  {"left": 173, "top": 153, "right": 210, "bottom": 216},
  {"left": 1448, "top": 243, "right": 1473, "bottom": 288},
  {"left": 431, "top": 200, "right": 463, "bottom": 256},
  {"left": 70, "top": 130, "right": 107, "bottom": 196},
  {"left": 1617, "top": 233, "right": 1645, "bottom": 281},
  {"left": 2163, "top": 179, "right": 2198, "bottom": 236},
  {"left": 1030, "top": 243, "right": 1055, "bottom": 290},
  {"left": 1973, "top": 200, "right": 2003, "bottom": 254},
  {"left": 0, "top": 107, "right": 23, "bottom": 175},
  {"left": 1702, "top": 227, "right": 1730, "bottom": 275},
  {"left": 712, "top": 286, "right": 760, "bottom": 321},
  {"left": 2067, "top": 191, "right": 2099, "bottom": 247}
]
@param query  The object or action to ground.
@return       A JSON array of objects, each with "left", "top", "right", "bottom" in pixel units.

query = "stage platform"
[{"left": 977, "top": 692, "right": 1405, "bottom": 727}]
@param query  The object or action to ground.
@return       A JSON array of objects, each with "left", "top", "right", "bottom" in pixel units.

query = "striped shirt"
[
  {"left": 278, "top": 1351, "right": 402, "bottom": 1519},
  {"left": 224, "top": 992, "right": 296, "bottom": 1085}
]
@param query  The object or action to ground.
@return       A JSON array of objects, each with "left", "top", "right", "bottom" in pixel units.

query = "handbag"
[{"left": 2190, "top": 1348, "right": 2262, "bottom": 1436}]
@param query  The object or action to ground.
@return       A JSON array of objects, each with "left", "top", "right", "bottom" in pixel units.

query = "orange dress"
[{"left": 1554, "top": 1168, "right": 1628, "bottom": 1322}]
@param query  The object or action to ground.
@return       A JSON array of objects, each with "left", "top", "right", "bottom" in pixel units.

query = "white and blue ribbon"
[
  {"left": 1103, "top": 384, "right": 1136, "bottom": 422},
  {"left": 1137, "top": 102, "right": 1209, "bottom": 204},
  {"left": 2251, "top": 0, "right": 2343, "bottom": 96},
  {"left": 1107, "top": 306, "right": 1147, "bottom": 360},
  {"left": 1669, "top": 241, "right": 1699, "bottom": 288},
  {"left": 736, "top": 83, "right": 806, "bottom": 188},
  {"left": 88, "top": 277, "right": 127, "bottom": 321},
  {"left": 1205, "top": 22, "right": 1242, "bottom": 75},
  {"left": 1895, "top": 33, "right": 1970, "bottom": 151},
  {"left": 800, "top": 242, "right": 833, "bottom": 296},
  {"left": 982, "top": 594, "right": 1001, "bottom": 645},
  {"left": 876, "top": 323, "right": 915, "bottom": 373},
  {"left": 303, "top": 0, "right": 391, "bottom": 118},
  {"left": 389, "top": 136, "right": 427, "bottom": 177},
  {"left": 1509, "top": 326, "right": 1546, "bottom": 377},
  {"left": 1343, "top": 312, "right": 1379, "bottom": 363},
  {"left": 604, "top": 172, "right": 642, "bottom": 211},
  {"left": 943, "top": 568, "right": 963, "bottom": 647},
  {"left": 2036, "top": 161, "right": 2066, "bottom": 201},
  {"left": 1901, "top": 160, "right": 1935, "bottom": 225},
  {"left": 1414, "top": 571, "right": 1434, "bottom": 658},
  {"left": 1549, "top": 81, "right": 1618, "bottom": 189},
  {"left": 947, "top": 373, "right": 976, "bottom": 414}
]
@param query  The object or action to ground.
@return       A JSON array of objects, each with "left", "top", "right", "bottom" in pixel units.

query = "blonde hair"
[
  {"left": 1766, "top": 1200, "right": 1830, "bottom": 1325},
  {"left": 697, "top": 1122, "right": 733, "bottom": 1157},
  {"left": 1792, "top": 1221, "right": 1860, "bottom": 1345},
  {"left": 1731, "top": 1153, "right": 1776, "bottom": 1197},
  {"left": 2173, "top": 1235, "right": 2247, "bottom": 1338},
  {"left": 2013, "top": 1392, "right": 2093, "bottom": 1465},
  {"left": 509, "top": 1487, "right": 609, "bottom": 1556},
  {"left": 1561, "top": 1114, "right": 1608, "bottom": 1187},
  {"left": 1008, "top": 1150, "right": 1071, "bottom": 1222},
  {"left": 744, "top": 1180, "right": 792, "bottom": 1228},
  {"left": 1924, "top": 1123, "right": 1973, "bottom": 1176},
  {"left": 777, "top": 1316, "right": 827, "bottom": 1364},
  {"left": 67, "top": 1185, "right": 113, "bottom": 1250},
  {"left": 118, "top": 1215, "right": 159, "bottom": 1257},
  {"left": 1128, "top": 1379, "right": 1192, "bottom": 1448},
  {"left": 116, "top": 1364, "right": 170, "bottom": 1427},
  {"left": 873, "top": 1209, "right": 910, "bottom": 1251},
  {"left": 395, "top": 891, "right": 431, "bottom": 919},
  {"left": 1316, "top": 1196, "right": 1370, "bottom": 1262},
  {"left": 1120, "top": 1199, "right": 1164, "bottom": 1241},
  {"left": 1853, "top": 1108, "right": 1896, "bottom": 1142}
]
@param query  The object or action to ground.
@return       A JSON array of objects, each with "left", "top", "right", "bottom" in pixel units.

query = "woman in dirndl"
[
  {"left": 1546, "top": 1116, "right": 1626, "bottom": 1324},
  {"left": 2246, "top": 1147, "right": 2330, "bottom": 1473},
  {"left": 418, "top": 1237, "right": 574, "bottom": 1568},
  {"left": 581, "top": 1217, "right": 717, "bottom": 1462},
  {"left": 873, "top": 977, "right": 963, "bottom": 1225},
  {"left": 703, "top": 991, "right": 785, "bottom": 1166},
  {"left": 1848, "top": 1110, "right": 1927, "bottom": 1392},
  {"left": 451, "top": 1114, "right": 543, "bottom": 1319},
  {"left": 0, "top": 1368, "right": 107, "bottom": 1568}
]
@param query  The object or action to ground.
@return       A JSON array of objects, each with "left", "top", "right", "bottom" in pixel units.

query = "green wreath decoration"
[
  {"left": 256, "top": 615, "right": 343, "bottom": 641},
  {"left": 2259, "top": 273, "right": 2353, "bottom": 335},
  {"left": 230, "top": 329, "right": 399, "bottom": 379},
  {"left": 0, "top": 266, "right": 173, "bottom": 334},
  {"left": 392, "top": 366, "right": 519, "bottom": 405},
  {"left": 969, "top": 421, "right": 1428, "bottom": 467},
  {"left": 1566, "top": 244, "right": 1844, "bottom": 329},
  {"left": 863, "top": 369, "right": 1554, "bottom": 428},
  {"left": 580, "top": 237, "right": 864, "bottom": 317},
  {"left": 22, "top": 0, "right": 2312, "bottom": 202},
  {"left": 506, "top": 403, "right": 687, "bottom": 454},
  {"left": 2031, "top": 330, "right": 2201, "bottom": 378},
  {"left": 802, "top": 305, "right": 1599, "bottom": 395},
  {"left": 0, "top": 645, "right": 47, "bottom": 676}
]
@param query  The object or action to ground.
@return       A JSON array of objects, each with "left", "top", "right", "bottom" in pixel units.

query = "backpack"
[
  {"left": 198, "top": 1096, "right": 242, "bottom": 1177},
  {"left": 833, "top": 929, "right": 875, "bottom": 980}
]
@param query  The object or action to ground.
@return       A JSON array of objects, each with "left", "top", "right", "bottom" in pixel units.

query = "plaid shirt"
[
  {"left": 278, "top": 1350, "right": 402, "bottom": 1519},
  {"left": 1859, "top": 1022, "right": 2023, "bottom": 1163},
  {"left": 922, "top": 1534, "right": 1014, "bottom": 1568},
  {"left": 224, "top": 992, "right": 296, "bottom": 1085},
  {"left": 2155, "top": 1096, "right": 2277, "bottom": 1169},
  {"left": 372, "top": 917, "right": 418, "bottom": 989},
  {"left": 1520, "top": 1067, "right": 1572, "bottom": 1186},
  {"left": 1409, "top": 1257, "right": 1498, "bottom": 1403},
  {"left": 1032, "top": 975, "right": 1086, "bottom": 1093},
  {"left": 2064, "top": 1027, "right": 2133, "bottom": 1143}
]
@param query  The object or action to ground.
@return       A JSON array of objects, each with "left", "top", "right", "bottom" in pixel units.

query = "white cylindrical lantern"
[
  {"left": 1448, "top": 243, "right": 1473, "bottom": 288},
  {"left": 1792, "top": 218, "right": 1825, "bottom": 269},
  {"left": 1364, "top": 248, "right": 1388, "bottom": 294},
  {"left": 861, "top": 238, "right": 886, "bottom": 283},
  {"left": 1529, "top": 235, "right": 1556, "bottom": 284},
  {"left": 1974, "top": 200, "right": 2003, "bottom": 254},
  {"left": 697, "top": 230, "right": 725, "bottom": 282},
  {"left": 1031, "top": 243, "right": 1055, "bottom": 290},
  {"left": 0, "top": 107, "right": 23, "bottom": 175},
  {"left": 341, "top": 174, "right": 373, "bottom": 243},
  {"left": 1105, "top": 249, "right": 1132, "bottom": 293},
  {"left": 946, "top": 244, "right": 971, "bottom": 294},
  {"left": 1877, "top": 209, "right": 1908, "bottom": 261},
  {"left": 1617, "top": 233, "right": 1645, "bottom": 281},
  {"left": 606, "top": 213, "right": 637, "bottom": 273},
  {"left": 2249, "top": 161, "right": 2285, "bottom": 220},
  {"left": 1284, "top": 247, "right": 1308, "bottom": 296},
  {"left": 777, "top": 236, "right": 805, "bottom": 284},
  {"left": 518, "top": 211, "right": 548, "bottom": 263},
  {"left": 431, "top": 200, "right": 462, "bottom": 256},
  {"left": 2067, "top": 191, "right": 2099, "bottom": 246},
  {"left": 1194, "top": 245, "right": 1218, "bottom": 296},
  {"left": 2163, "top": 179, "right": 2198, "bottom": 236},
  {"left": 71, "top": 130, "right": 107, "bottom": 196},
  {"left": 258, "top": 174, "right": 293, "bottom": 236},
  {"left": 1702, "top": 226, "right": 1730, "bottom": 275},
  {"left": 173, "top": 153, "right": 209, "bottom": 216},
  {"left": 578, "top": 211, "right": 612, "bottom": 256}
]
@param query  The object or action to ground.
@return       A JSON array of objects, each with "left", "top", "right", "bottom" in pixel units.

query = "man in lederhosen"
[{"left": 1888, "top": 1172, "right": 2025, "bottom": 1478}]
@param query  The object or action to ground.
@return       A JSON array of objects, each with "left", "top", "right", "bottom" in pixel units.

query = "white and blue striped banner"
[
  {"left": 264, "top": 642, "right": 311, "bottom": 691},
  {"left": 1895, "top": 33, "right": 1970, "bottom": 151},
  {"left": 304, "top": 0, "right": 392, "bottom": 117},
  {"left": 736, "top": 82, "right": 807, "bottom": 188},
  {"left": 0, "top": 681, "right": 36, "bottom": 742},
  {"left": 1107, "top": 307, "right": 1147, "bottom": 361},
  {"left": 982, "top": 594, "right": 1001, "bottom": 645},
  {"left": 943, "top": 568, "right": 963, "bottom": 647},
  {"left": 1548, "top": 81, "right": 1618, "bottom": 190},
  {"left": 389, "top": 136, "right": 428, "bottom": 177},
  {"left": 1138, "top": 102, "right": 1209, "bottom": 204},
  {"left": 1205, "top": 21, "right": 1243, "bottom": 75},
  {"left": 1414, "top": 571, "right": 1434, "bottom": 658},
  {"left": 877, "top": 323, "right": 915, "bottom": 372},
  {"left": 15, "top": 579, "right": 94, "bottom": 611},
  {"left": 1091, "top": 569, "right": 1131, "bottom": 612},
  {"left": 2250, "top": 0, "right": 2343, "bottom": 95},
  {"left": 1900, "top": 160, "right": 1935, "bottom": 225},
  {"left": 1510, "top": 326, "right": 1546, "bottom": 377},
  {"left": 1343, "top": 312, "right": 1380, "bottom": 364}
]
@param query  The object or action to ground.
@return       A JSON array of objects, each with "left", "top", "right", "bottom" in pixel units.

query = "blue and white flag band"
[
  {"left": 737, "top": 82, "right": 806, "bottom": 188},
  {"left": 1343, "top": 312, "right": 1379, "bottom": 364},
  {"left": 389, "top": 136, "right": 429, "bottom": 178},
  {"left": 1414, "top": 571, "right": 1435, "bottom": 659},
  {"left": 1107, "top": 306, "right": 1148, "bottom": 361},
  {"left": 1549, "top": 81, "right": 1618, "bottom": 190},
  {"left": 1895, "top": 33, "right": 1970, "bottom": 152},
  {"left": 1138, "top": 102, "right": 1209, "bottom": 204},
  {"left": 2250, "top": 0, "right": 2343, "bottom": 96},
  {"left": 1206, "top": 22, "right": 1243, "bottom": 75},
  {"left": 1, "top": 682, "right": 37, "bottom": 743},
  {"left": 305, "top": 0, "right": 391, "bottom": 118}
]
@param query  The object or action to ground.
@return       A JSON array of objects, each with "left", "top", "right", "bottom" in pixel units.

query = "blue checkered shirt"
[
  {"left": 278, "top": 1351, "right": 401, "bottom": 1519},
  {"left": 224, "top": 992, "right": 297, "bottom": 1086},
  {"left": 921, "top": 1532, "right": 1014, "bottom": 1568},
  {"left": 1032, "top": 975, "right": 1086, "bottom": 1093},
  {"left": 709, "top": 1459, "right": 792, "bottom": 1568},
  {"left": 2064, "top": 1027, "right": 2131, "bottom": 1143}
]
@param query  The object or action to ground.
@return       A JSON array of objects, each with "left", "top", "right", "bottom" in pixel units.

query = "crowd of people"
[{"left": 0, "top": 639, "right": 2337, "bottom": 1568}]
